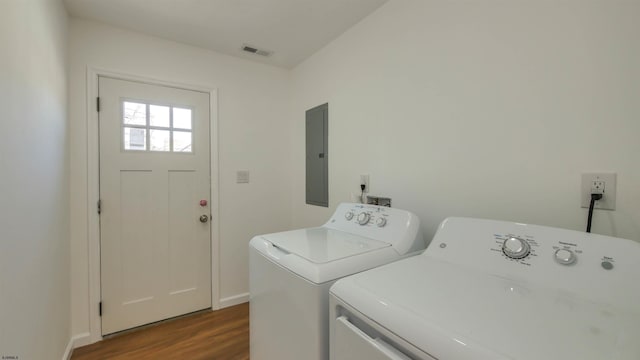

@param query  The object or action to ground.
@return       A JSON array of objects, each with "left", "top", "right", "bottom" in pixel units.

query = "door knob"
[{"left": 199, "top": 215, "right": 209, "bottom": 223}]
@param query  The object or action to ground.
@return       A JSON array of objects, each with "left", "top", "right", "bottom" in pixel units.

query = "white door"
[{"left": 99, "top": 77, "right": 211, "bottom": 335}]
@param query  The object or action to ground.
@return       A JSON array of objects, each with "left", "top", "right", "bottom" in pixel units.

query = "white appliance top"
[
  {"left": 331, "top": 217, "right": 640, "bottom": 360},
  {"left": 262, "top": 228, "right": 390, "bottom": 264},
  {"left": 250, "top": 203, "right": 425, "bottom": 284}
]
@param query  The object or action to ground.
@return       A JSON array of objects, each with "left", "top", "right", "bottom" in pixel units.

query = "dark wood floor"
[{"left": 72, "top": 303, "right": 249, "bottom": 360}]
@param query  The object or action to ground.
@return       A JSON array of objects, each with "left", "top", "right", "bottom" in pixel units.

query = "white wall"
[
  {"left": 69, "top": 20, "right": 292, "bottom": 340},
  {"left": 0, "top": 0, "right": 70, "bottom": 359},
  {"left": 66, "top": 0, "right": 640, "bottom": 344},
  {"left": 290, "top": 0, "right": 640, "bottom": 242}
]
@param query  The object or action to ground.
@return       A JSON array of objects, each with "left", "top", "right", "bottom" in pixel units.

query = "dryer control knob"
[
  {"left": 357, "top": 212, "right": 370, "bottom": 225},
  {"left": 376, "top": 217, "right": 387, "bottom": 227},
  {"left": 554, "top": 249, "right": 576, "bottom": 265},
  {"left": 502, "top": 237, "right": 530, "bottom": 259},
  {"left": 345, "top": 211, "right": 354, "bottom": 220}
]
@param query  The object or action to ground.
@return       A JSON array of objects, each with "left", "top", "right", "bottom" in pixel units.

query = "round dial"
[
  {"left": 554, "top": 249, "right": 576, "bottom": 265},
  {"left": 357, "top": 212, "right": 370, "bottom": 225},
  {"left": 376, "top": 217, "right": 387, "bottom": 227},
  {"left": 502, "top": 237, "right": 531, "bottom": 259},
  {"left": 344, "top": 211, "right": 354, "bottom": 220}
]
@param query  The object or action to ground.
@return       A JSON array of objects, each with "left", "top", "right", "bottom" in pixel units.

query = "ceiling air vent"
[{"left": 242, "top": 44, "right": 272, "bottom": 57}]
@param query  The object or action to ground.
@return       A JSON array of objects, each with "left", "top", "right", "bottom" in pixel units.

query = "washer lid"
[
  {"left": 331, "top": 256, "right": 640, "bottom": 360},
  {"left": 262, "top": 227, "right": 391, "bottom": 264}
]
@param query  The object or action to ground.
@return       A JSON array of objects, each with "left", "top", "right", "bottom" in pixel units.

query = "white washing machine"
[
  {"left": 249, "top": 203, "right": 426, "bottom": 360},
  {"left": 330, "top": 217, "right": 640, "bottom": 360}
]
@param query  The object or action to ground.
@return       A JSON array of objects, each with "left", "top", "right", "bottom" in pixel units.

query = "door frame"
[{"left": 86, "top": 67, "right": 220, "bottom": 343}]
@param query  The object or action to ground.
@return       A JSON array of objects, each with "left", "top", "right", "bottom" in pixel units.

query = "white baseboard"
[
  {"left": 72, "top": 332, "right": 93, "bottom": 348},
  {"left": 62, "top": 332, "right": 92, "bottom": 360},
  {"left": 219, "top": 292, "right": 249, "bottom": 308},
  {"left": 62, "top": 337, "right": 74, "bottom": 360}
]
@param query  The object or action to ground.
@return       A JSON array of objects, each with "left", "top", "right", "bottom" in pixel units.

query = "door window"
[{"left": 122, "top": 100, "right": 193, "bottom": 153}]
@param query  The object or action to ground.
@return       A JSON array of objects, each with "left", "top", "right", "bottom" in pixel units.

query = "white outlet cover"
[{"left": 581, "top": 173, "right": 616, "bottom": 210}]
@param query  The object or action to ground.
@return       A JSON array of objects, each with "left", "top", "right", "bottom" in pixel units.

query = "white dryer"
[
  {"left": 330, "top": 217, "right": 640, "bottom": 360},
  {"left": 249, "top": 203, "right": 426, "bottom": 360}
]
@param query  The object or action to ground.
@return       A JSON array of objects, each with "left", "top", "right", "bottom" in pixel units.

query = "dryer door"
[{"left": 334, "top": 316, "right": 433, "bottom": 360}]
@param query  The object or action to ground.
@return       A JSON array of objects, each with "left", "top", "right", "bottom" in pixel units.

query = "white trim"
[
  {"left": 71, "top": 332, "right": 93, "bottom": 349},
  {"left": 62, "top": 333, "right": 90, "bottom": 360},
  {"left": 87, "top": 67, "right": 101, "bottom": 344},
  {"left": 219, "top": 293, "right": 250, "bottom": 308},
  {"left": 62, "top": 337, "right": 73, "bottom": 360},
  {"left": 85, "top": 66, "right": 221, "bottom": 343},
  {"left": 209, "top": 87, "right": 221, "bottom": 311}
]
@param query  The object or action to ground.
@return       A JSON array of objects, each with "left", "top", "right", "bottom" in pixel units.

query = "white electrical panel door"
[{"left": 99, "top": 77, "right": 211, "bottom": 335}]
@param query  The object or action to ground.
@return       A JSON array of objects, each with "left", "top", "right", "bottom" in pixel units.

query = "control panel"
[
  {"left": 325, "top": 203, "right": 424, "bottom": 255},
  {"left": 344, "top": 207, "right": 388, "bottom": 227},
  {"left": 490, "top": 233, "right": 617, "bottom": 270},
  {"left": 426, "top": 217, "right": 640, "bottom": 307},
  {"left": 487, "top": 229, "right": 618, "bottom": 270}
]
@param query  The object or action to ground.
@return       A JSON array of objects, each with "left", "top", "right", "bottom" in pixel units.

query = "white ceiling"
[{"left": 64, "top": 0, "right": 388, "bottom": 68}]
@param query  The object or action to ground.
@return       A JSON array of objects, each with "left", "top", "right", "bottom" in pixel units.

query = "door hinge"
[
  {"left": 99, "top": 301, "right": 102, "bottom": 317},
  {"left": 97, "top": 199, "right": 102, "bottom": 214},
  {"left": 96, "top": 97, "right": 101, "bottom": 112}
]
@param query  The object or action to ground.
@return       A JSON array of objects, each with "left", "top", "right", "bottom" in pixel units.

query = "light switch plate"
[
  {"left": 581, "top": 173, "right": 616, "bottom": 210},
  {"left": 237, "top": 170, "right": 250, "bottom": 184}
]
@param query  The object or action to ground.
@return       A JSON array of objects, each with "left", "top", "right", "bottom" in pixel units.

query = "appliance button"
[
  {"left": 376, "top": 217, "right": 387, "bottom": 227},
  {"left": 502, "top": 237, "right": 530, "bottom": 259},
  {"left": 554, "top": 249, "right": 577, "bottom": 265},
  {"left": 357, "top": 212, "right": 370, "bottom": 225},
  {"left": 601, "top": 261, "right": 614, "bottom": 270},
  {"left": 345, "top": 211, "right": 354, "bottom": 220}
]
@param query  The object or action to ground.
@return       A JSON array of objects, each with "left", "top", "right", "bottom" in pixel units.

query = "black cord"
[
  {"left": 360, "top": 184, "right": 366, "bottom": 204},
  {"left": 586, "top": 193, "right": 603, "bottom": 233}
]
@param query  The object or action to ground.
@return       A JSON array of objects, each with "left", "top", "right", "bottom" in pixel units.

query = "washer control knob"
[
  {"left": 502, "top": 237, "right": 531, "bottom": 259},
  {"left": 345, "top": 211, "right": 354, "bottom": 220},
  {"left": 357, "top": 212, "right": 370, "bottom": 225},
  {"left": 376, "top": 217, "right": 387, "bottom": 227},
  {"left": 554, "top": 249, "right": 577, "bottom": 265}
]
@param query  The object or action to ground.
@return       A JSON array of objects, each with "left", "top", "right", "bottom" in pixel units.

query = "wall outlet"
[
  {"left": 591, "top": 180, "right": 605, "bottom": 195},
  {"left": 581, "top": 173, "right": 616, "bottom": 210},
  {"left": 360, "top": 174, "right": 370, "bottom": 193}
]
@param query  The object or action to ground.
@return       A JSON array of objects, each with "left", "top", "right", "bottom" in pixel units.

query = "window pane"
[
  {"left": 150, "top": 129, "right": 170, "bottom": 152},
  {"left": 124, "top": 127, "right": 146, "bottom": 150},
  {"left": 173, "top": 108, "right": 192, "bottom": 130},
  {"left": 123, "top": 102, "right": 146, "bottom": 126},
  {"left": 173, "top": 131, "right": 192, "bottom": 153},
  {"left": 150, "top": 105, "right": 170, "bottom": 128}
]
